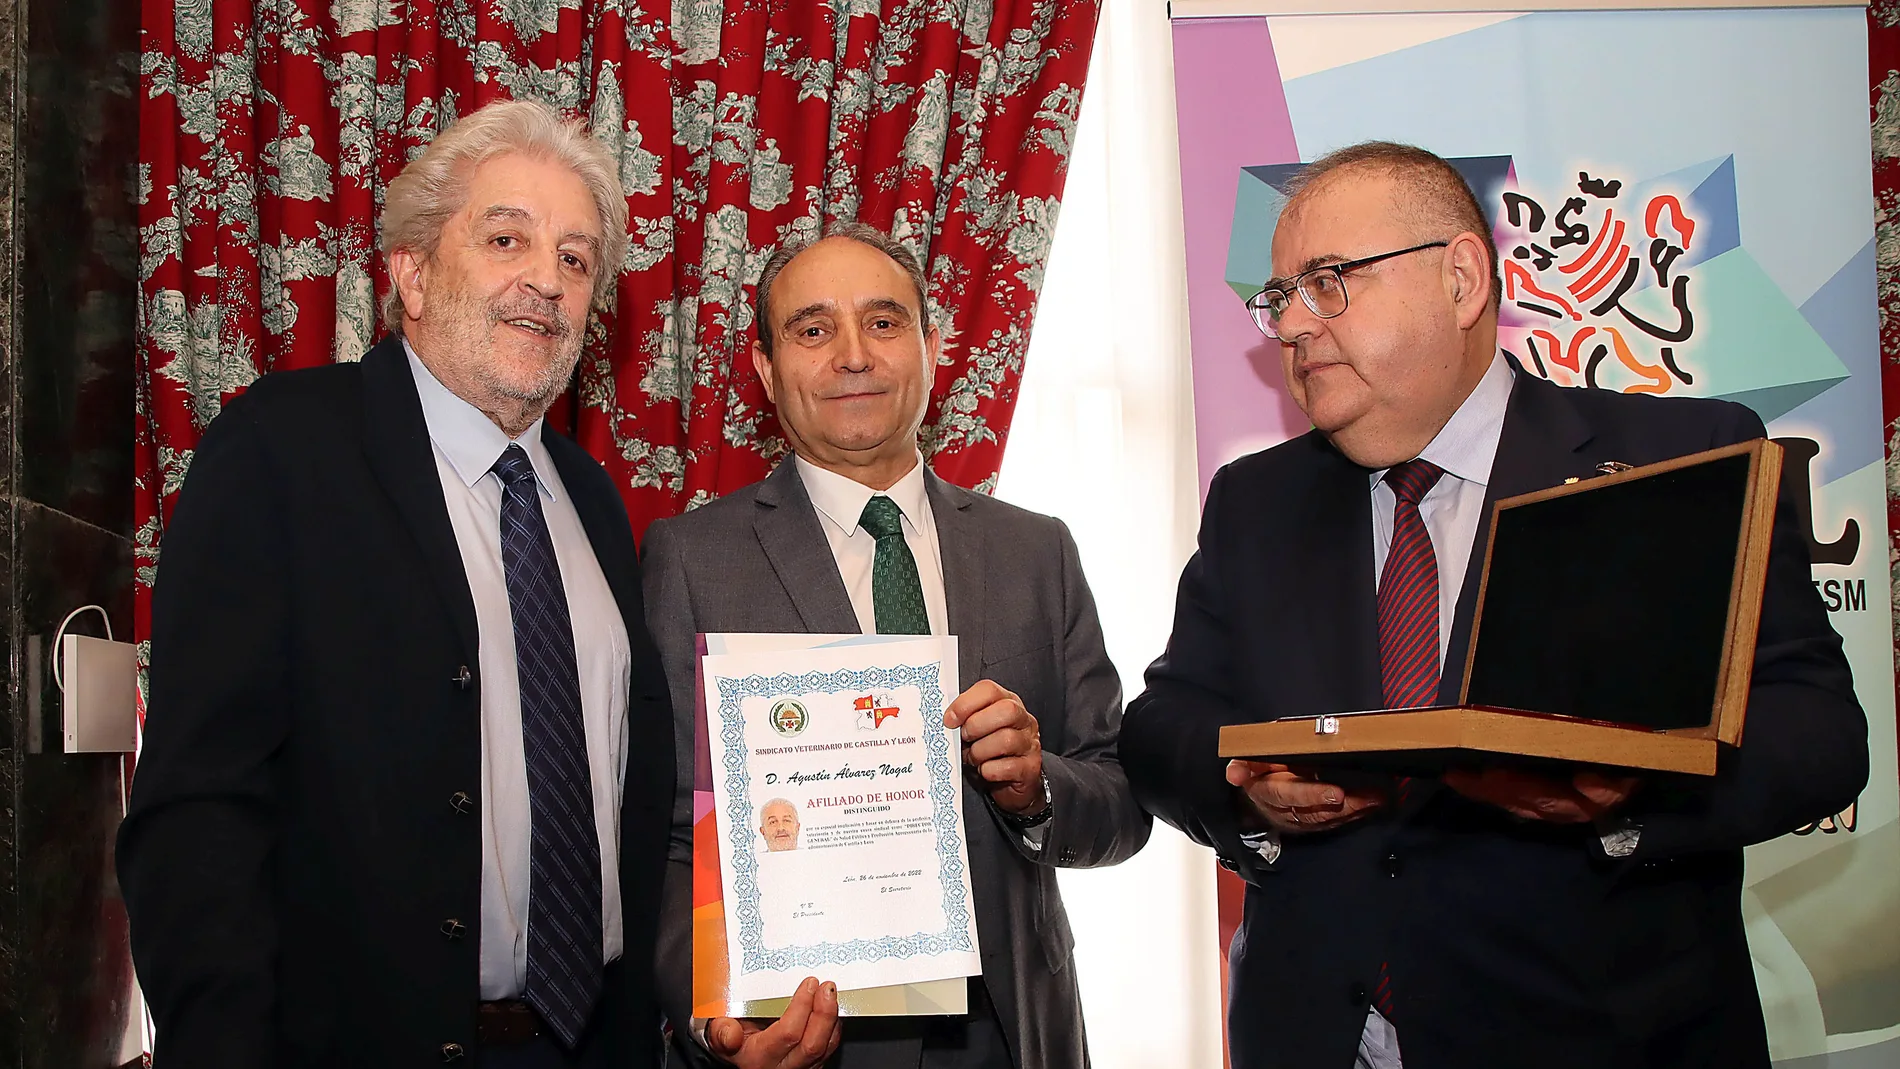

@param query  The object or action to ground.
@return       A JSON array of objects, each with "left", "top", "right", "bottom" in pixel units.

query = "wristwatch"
[{"left": 1001, "top": 771, "right": 1054, "bottom": 829}]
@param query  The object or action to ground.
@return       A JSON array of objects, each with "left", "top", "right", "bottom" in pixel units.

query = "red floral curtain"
[
  {"left": 1872, "top": 2, "right": 1900, "bottom": 736},
  {"left": 135, "top": 0, "right": 1100, "bottom": 654}
]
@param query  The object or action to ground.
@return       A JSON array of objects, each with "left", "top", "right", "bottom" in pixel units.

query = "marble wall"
[{"left": 0, "top": 0, "right": 142, "bottom": 1062}]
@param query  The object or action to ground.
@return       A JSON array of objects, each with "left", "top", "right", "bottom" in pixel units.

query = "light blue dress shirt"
[
  {"left": 1355, "top": 352, "right": 1513, "bottom": 1068},
  {"left": 404, "top": 342, "right": 631, "bottom": 1000},
  {"left": 1233, "top": 352, "right": 1515, "bottom": 1069}
]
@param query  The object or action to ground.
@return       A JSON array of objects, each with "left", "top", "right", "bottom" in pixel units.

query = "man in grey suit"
[{"left": 644, "top": 222, "right": 1151, "bottom": 1069}]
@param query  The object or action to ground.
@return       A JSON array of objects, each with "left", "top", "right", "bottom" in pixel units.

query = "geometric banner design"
[{"left": 1179, "top": 8, "right": 1897, "bottom": 1064}]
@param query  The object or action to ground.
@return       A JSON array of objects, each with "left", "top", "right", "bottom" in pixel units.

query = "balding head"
[
  {"left": 759, "top": 798, "right": 800, "bottom": 851},
  {"left": 1283, "top": 142, "right": 1500, "bottom": 312},
  {"left": 1266, "top": 142, "right": 1501, "bottom": 468}
]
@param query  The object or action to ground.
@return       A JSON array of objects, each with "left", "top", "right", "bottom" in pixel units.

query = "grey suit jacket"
[{"left": 643, "top": 459, "right": 1151, "bottom": 1069}]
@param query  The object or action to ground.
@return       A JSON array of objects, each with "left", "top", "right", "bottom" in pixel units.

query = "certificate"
[{"left": 701, "top": 636, "right": 982, "bottom": 1002}]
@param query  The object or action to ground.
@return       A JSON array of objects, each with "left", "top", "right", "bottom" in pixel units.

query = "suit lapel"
[
  {"left": 361, "top": 337, "right": 480, "bottom": 662},
  {"left": 1302, "top": 438, "right": 1385, "bottom": 715},
  {"left": 925, "top": 472, "right": 984, "bottom": 692},
  {"left": 753, "top": 461, "right": 861, "bottom": 634},
  {"left": 1439, "top": 369, "right": 1595, "bottom": 702},
  {"left": 546, "top": 435, "right": 642, "bottom": 654}
]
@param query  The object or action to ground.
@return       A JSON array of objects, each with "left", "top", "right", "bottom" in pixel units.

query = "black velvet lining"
[{"left": 1463, "top": 453, "right": 1751, "bottom": 730}]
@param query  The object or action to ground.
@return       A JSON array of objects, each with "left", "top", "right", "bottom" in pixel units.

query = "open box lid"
[{"left": 1455, "top": 438, "right": 1783, "bottom": 746}]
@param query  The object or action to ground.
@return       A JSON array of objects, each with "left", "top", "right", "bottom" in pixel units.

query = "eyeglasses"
[{"left": 1244, "top": 241, "right": 1449, "bottom": 338}]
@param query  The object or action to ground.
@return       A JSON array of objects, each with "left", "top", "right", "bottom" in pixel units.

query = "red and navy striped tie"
[
  {"left": 1378, "top": 459, "right": 1446, "bottom": 710},
  {"left": 1373, "top": 458, "right": 1445, "bottom": 1021}
]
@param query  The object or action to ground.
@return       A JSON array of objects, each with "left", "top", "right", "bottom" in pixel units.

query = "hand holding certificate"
[
  {"left": 701, "top": 634, "right": 982, "bottom": 1004},
  {"left": 945, "top": 679, "right": 1047, "bottom": 816},
  {"left": 703, "top": 976, "right": 842, "bottom": 1069}
]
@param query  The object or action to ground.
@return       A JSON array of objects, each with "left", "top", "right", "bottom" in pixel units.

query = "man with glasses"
[
  {"left": 1121, "top": 141, "right": 1866, "bottom": 1068},
  {"left": 1245, "top": 241, "right": 1449, "bottom": 337}
]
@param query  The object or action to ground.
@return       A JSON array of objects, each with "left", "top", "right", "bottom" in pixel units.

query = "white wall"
[{"left": 995, "top": 0, "right": 1223, "bottom": 1062}]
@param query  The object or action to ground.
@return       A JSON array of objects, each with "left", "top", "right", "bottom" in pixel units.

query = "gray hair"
[
  {"left": 1285, "top": 140, "right": 1501, "bottom": 311},
  {"left": 754, "top": 221, "right": 931, "bottom": 358},
  {"left": 379, "top": 98, "right": 630, "bottom": 334}
]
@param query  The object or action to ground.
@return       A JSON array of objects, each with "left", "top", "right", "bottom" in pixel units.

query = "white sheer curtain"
[{"left": 994, "top": 0, "right": 1221, "bottom": 1064}]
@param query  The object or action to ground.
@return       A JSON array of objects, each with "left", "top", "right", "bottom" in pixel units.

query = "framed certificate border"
[{"left": 714, "top": 663, "right": 976, "bottom": 976}]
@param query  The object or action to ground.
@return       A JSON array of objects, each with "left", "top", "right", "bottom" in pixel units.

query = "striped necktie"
[
  {"left": 1372, "top": 457, "right": 1445, "bottom": 1022},
  {"left": 491, "top": 444, "right": 602, "bottom": 1048},
  {"left": 1378, "top": 459, "right": 1447, "bottom": 709}
]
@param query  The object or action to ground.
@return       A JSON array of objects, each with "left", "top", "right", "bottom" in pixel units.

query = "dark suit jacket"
[
  {"left": 117, "top": 336, "right": 675, "bottom": 1068},
  {"left": 642, "top": 459, "right": 1152, "bottom": 1069},
  {"left": 1120, "top": 370, "right": 1868, "bottom": 1069}
]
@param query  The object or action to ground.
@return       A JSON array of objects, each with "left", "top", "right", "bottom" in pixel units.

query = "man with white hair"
[
  {"left": 758, "top": 799, "right": 801, "bottom": 851},
  {"left": 120, "top": 98, "right": 679, "bottom": 1067}
]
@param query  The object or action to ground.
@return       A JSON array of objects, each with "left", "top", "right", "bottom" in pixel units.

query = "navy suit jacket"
[
  {"left": 1121, "top": 369, "right": 1867, "bottom": 1069},
  {"left": 119, "top": 337, "right": 675, "bottom": 1068}
]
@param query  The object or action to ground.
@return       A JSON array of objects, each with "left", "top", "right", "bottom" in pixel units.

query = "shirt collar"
[
  {"left": 796, "top": 452, "right": 930, "bottom": 536},
  {"left": 404, "top": 338, "right": 558, "bottom": 500},
  {"left": 1371, "top": 350, "right": 1514, "bottom": 489}
]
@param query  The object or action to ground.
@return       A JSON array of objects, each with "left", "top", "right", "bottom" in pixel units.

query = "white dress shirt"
[
  {"left": 1355, "top": 351, "right": 1513, "bottom": 1069},
  {"left": 795, "top": 454, "right": 949, "bottom": 638},
  {"left": 405, "top": 345, "right": 631, "bottom": 1000},
  {"left": 795, "top": 452, "right": 1051, "bottom": 848},
  {"left": 687, "top": 456, "right": 1039, "bottom": 1043}
]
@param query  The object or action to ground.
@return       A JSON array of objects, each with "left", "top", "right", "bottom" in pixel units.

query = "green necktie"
[{"left": 858, "top": 495, "right": 930, "bottom": 635}]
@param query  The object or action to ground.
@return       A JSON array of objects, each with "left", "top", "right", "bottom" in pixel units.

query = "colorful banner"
[{"left": 1173, "top": 8, "right": 1897, "bottom": 1064}]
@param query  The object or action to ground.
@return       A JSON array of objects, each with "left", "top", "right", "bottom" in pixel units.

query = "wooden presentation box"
[{"left": 1219, "top": 439, "right": 1783, "bottom": 776}]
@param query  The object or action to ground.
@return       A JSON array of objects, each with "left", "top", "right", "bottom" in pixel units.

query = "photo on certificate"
[{"left": 701, "top": 637, "right": 982, "bottom": 1002}]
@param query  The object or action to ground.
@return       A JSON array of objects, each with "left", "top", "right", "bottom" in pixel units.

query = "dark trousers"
[
  {"left": 830, "top": 980, "right": 1014, "bottom": 1069},
  {"left": 478, "top": 1040, "right": 611, "bottom": 1069},
  {"left": 476, "top": 1009, "right": 616, "bottom": 1069},
  {"left": 478, "top": 1036, "right": 587, "bottom": 1069}
]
